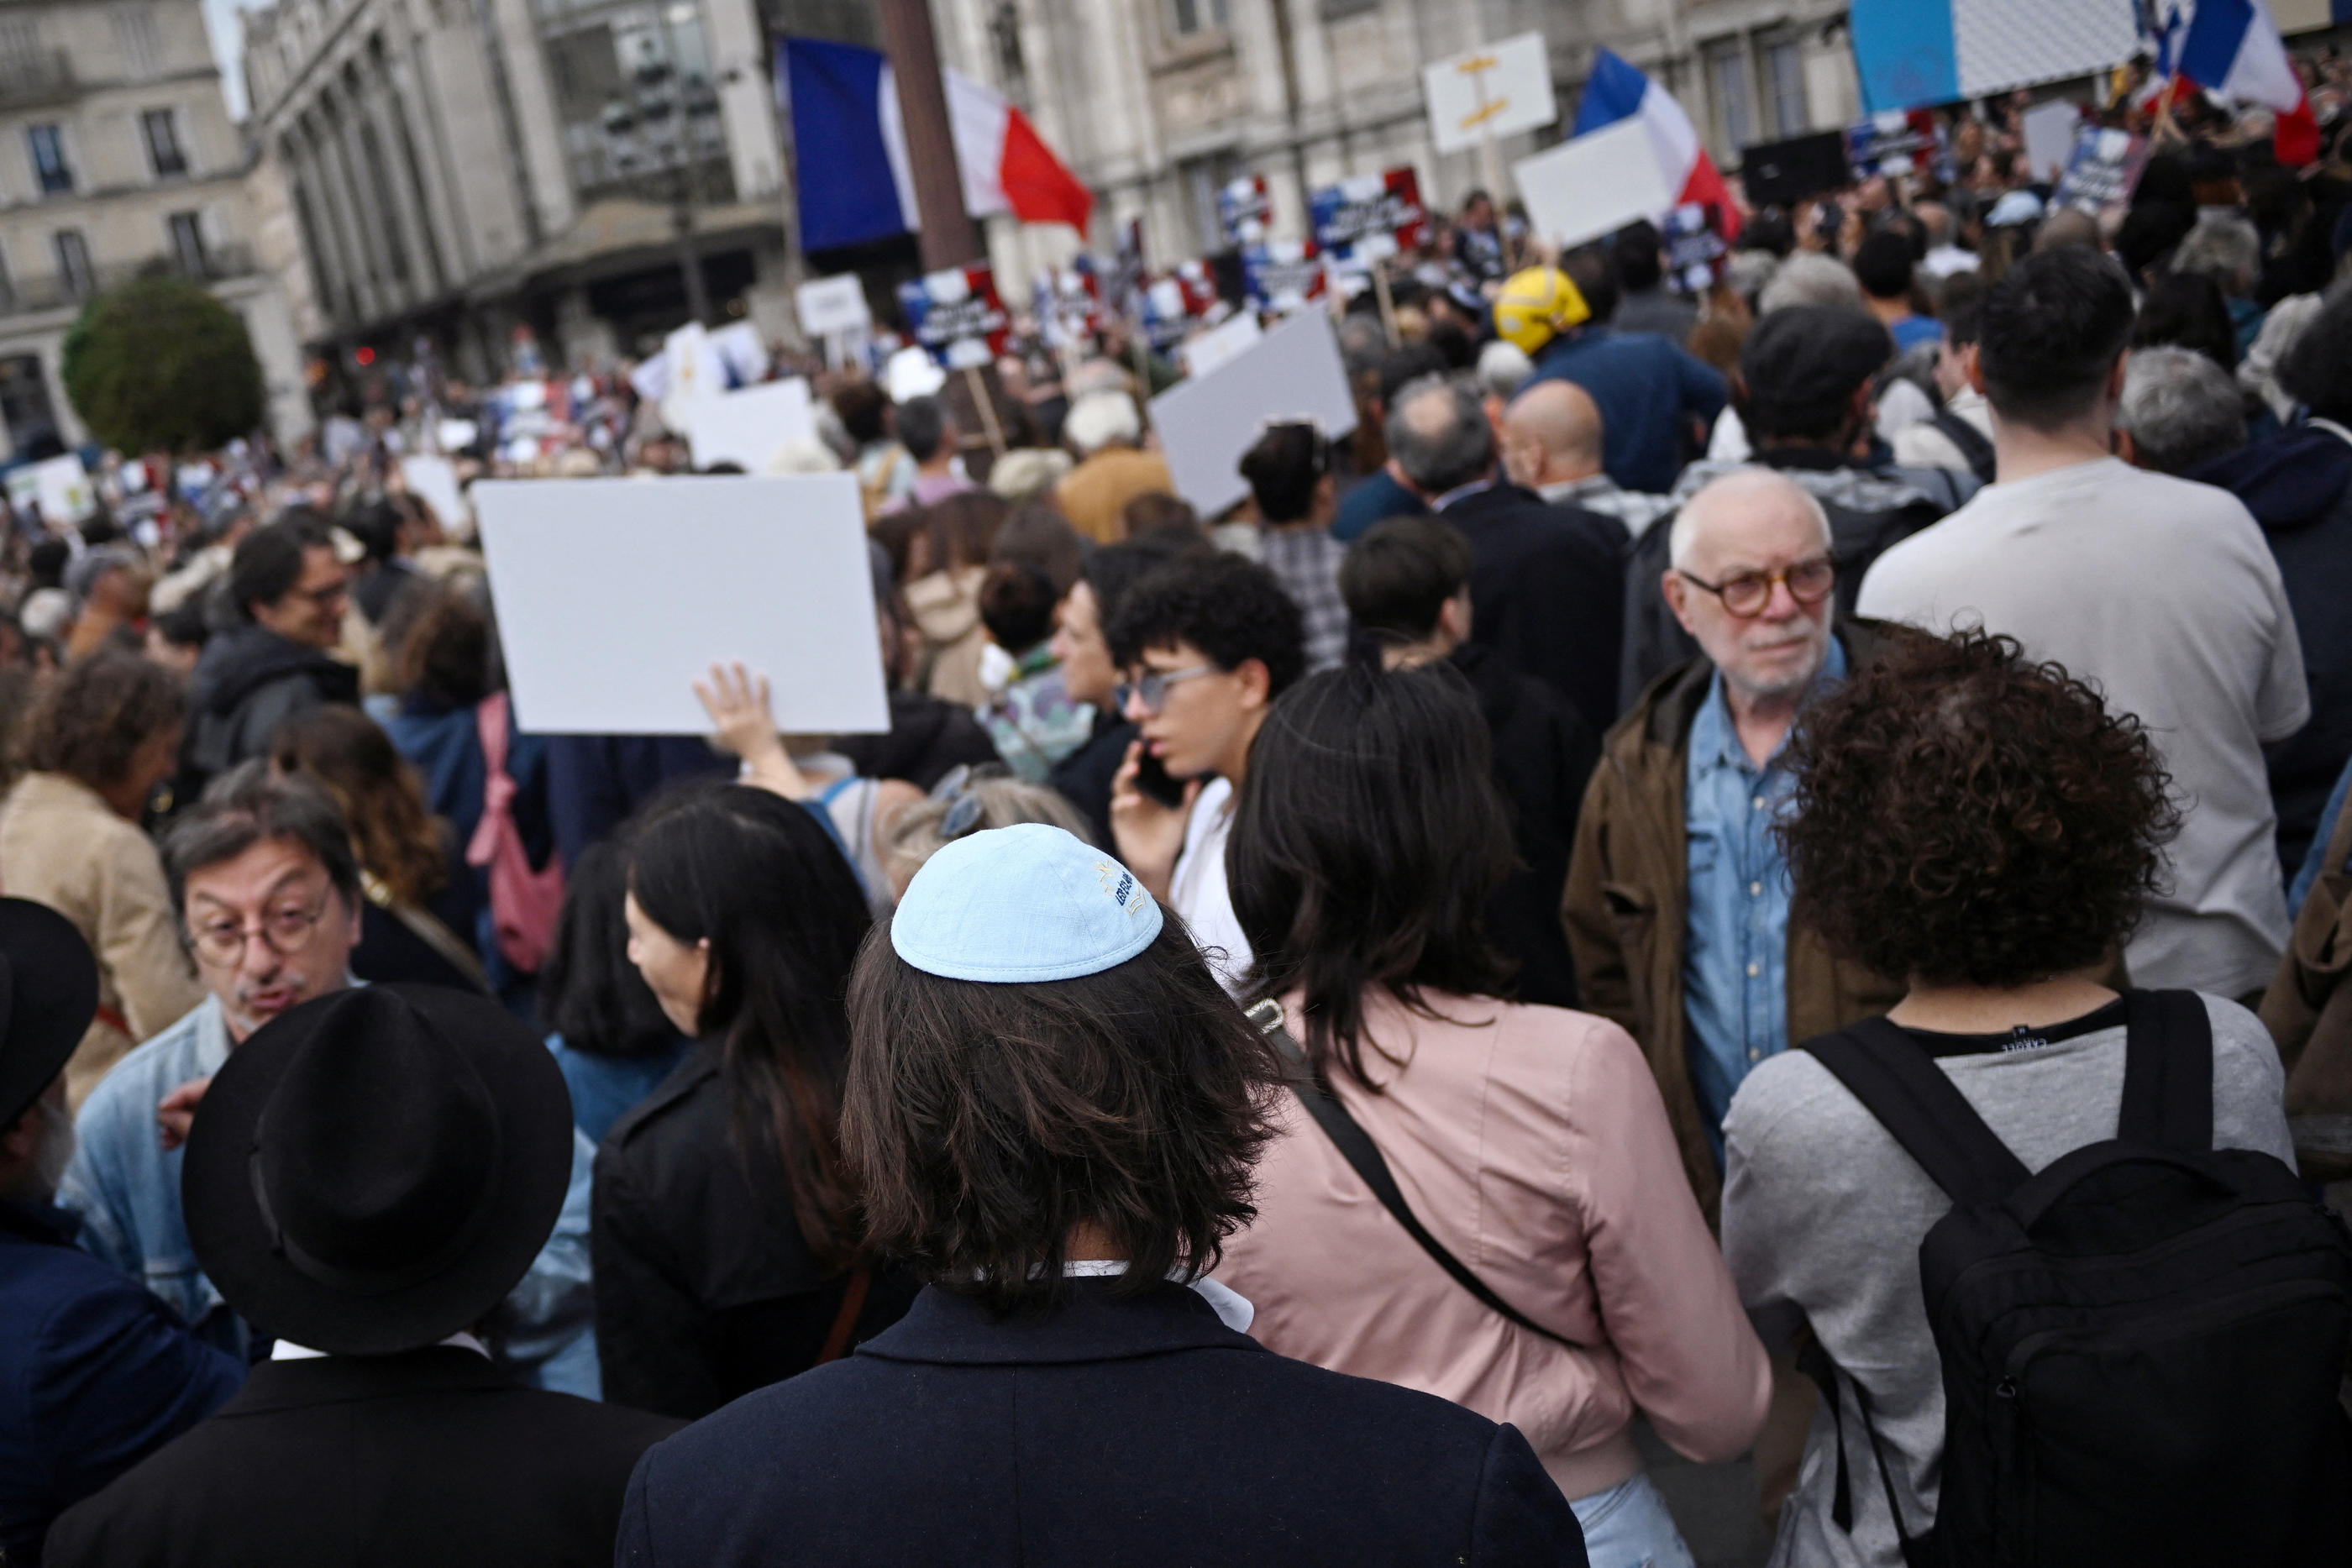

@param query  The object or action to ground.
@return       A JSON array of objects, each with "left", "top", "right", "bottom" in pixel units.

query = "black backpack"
[
  {"left": 1798, "top": 989, "right": 2352, "bottom": 1567},
  {"left": 1923, "top": 407, "right": 1997, "bottom": 486}
]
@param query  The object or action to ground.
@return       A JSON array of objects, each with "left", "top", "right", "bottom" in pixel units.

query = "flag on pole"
[
  {"left": 780, "top": 38, "right": 1094, "bottom": 254},
  {"left": 2170, "top": 0, "right": 2319, "bottom": 165},
  {"left": 1572, "top": 50, "right": 1741, "bottom": 242}
]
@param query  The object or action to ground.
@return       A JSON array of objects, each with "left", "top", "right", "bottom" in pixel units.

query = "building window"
[
  {"left": 1706, "top": 43, "right": 1753, "bottom": 155},
  {"left": 1168, "top": 0, "right": 1228, "bottom": 36},
  {"left": 1179, "top": 149, "right": 1239, "bottom": 253},
  {"left": 0, "top": 245, "right": 15, "bottom": 312},
  {"left": 26, "top": 125, "right": 71, "bottom": 195},
  {"left": 54, "top": 229, "right": 93, "bottom": 297},
  {"left": 168, "top": 211, "right": 207, "bottom": 275},
  {"left": 113, "top": 6, "right": 160, "bottom": 77},
  {"left": 1765, "top": 39, "right": 1807, "bottom": 138},
  {"left": 141, "top": 108, "right": 187, "bottom": 177},
  {"left": 0, "top": 354, "right": 57, "bottom": 451}
]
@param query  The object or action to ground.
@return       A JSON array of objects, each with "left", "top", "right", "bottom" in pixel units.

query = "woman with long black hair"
[{"left": 591, "top": 783, "right": 913, "bottom": 1419}]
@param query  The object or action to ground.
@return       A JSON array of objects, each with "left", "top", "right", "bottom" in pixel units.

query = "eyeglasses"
[
  {"left": 288, "top": 579, "right": 349, "bottom": 610},
  {"left": 1676, "top": 555, "right": 1835, "bottom": 618},
  {"left": 1116, "top": 663, "right": 1219, "bottom": 716},
  {"left": 928, "top": 762, "right": 1011, "bottom": 840},
  {"left": 189, "top": 890, "right": 334, "bottom": 966}
]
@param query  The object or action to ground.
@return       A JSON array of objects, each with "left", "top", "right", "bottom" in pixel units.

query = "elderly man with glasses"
[{"left": 58, "top": 763, "right": 598, "bottom": 1389}]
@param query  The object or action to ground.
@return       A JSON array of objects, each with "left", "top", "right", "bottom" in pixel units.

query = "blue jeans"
[{"left": 1571, "top": 1473, "right": 1697, "bottom": 1568}]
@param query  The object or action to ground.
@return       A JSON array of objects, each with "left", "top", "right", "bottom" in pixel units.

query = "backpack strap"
[
  {"left": 1803, "top": 1019, "right": 2033, "bottom": 1206},
  {"left": 1929, "top": 407, "right": 1998, "bottom": 485},
  {"left": 2118, "top": 989, "right": 2214, "bottom": 1152},
  {"left": 1248, "top": 999, "right": 1588, "bottom": 1352}
]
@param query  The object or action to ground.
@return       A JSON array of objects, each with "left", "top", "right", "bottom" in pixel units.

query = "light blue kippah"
[{"left": 890, "top": 823, "right": 1163, "bottom": 983}]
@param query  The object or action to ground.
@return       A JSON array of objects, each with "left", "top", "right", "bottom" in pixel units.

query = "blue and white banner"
[{"left": 1850, "top": 0, "right": 2139, "bottom": 114}]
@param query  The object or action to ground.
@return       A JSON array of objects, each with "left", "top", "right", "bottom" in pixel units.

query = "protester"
[
  {"left": 1611, "top": 219, "right": 1698, "bottom": 343},
  {"left": 616, "top": 823, "right": 1593, "bottom": 1565},
  {"left": 1852, "top": 230, "right": 1940, "bottom": 353},
  {"left": 1723, "top": 629, "right": 2301, "bottom": 1568},
  {"left": 0, "top": 653, "right": 205, "bottom": 1104},
  {"left": 595, "top": 784, "right": 915, "bottom": 1419},
  {"left": 974, "top": 560, "right": 1093, "bottom": 779},
  {"left": 882, "top": 396, "right": 970, "bottom": 512},
  {"left": 1215, "top": 663, "right": 1765, "bottom": 1566},
  {"left": 1239, "top": 420, "right": 1350, "bottom": 672},
  {"left": 2188, "top": 288, "right": 2352, "bottom": 878},
  {"left": 1105, "top": 550, "right": 1305, "bottom": 994},
  {"left": 2132, "top": 270, "right": 2242, "bottom": 373},
  {"left": 538, "top": 835, "right": 685, "bottom": 1146},
  {"left": 1861, "top": 245, "right": 2308, "bottom": 1001},
  {"left": 1515, "top": 260, "right": 1728, "bottom": 494},
  {"left": 1043, "top": 531, "right": 1200, "bottom": 842},
  {"left": 1500, "top": 380, "right": 1674, "bottom": 538},
  {"left": 340, "top": 495, "right": 424, "bottom": 625},
  {"left": 269, "top": 705, "right": 489, "bottom": 994},
  {"left": 898, "top": 490, "right": 1009, "bottom": 708},
  {"left": 878, "top": 763, "right": 1097, "bottom": 898},
  {"left": 60, "top": 549, "right": 149, "bottom": 663},
  {"left": 1054, "top": 391, "right": 1173, "bottom": 544},
  {"left": 1889, "top": 277, "right": 1994, "bottom": 481},
  {"left": 180, "top": 512, "right": 358, "bottom": 800},
  {"left": 2116, "top": 345, "right": 2248, "bottom": 475},
  {"left": 1331, "top": 343, "right": 1446, "bottom": 542},
  {"left": 45, "top": 985, "right": 680, "bottom": 1567},
  {"left": 0, "top": 901, "right": 239, "bottom": 1565},
  {"left": 2171, "top": 208, "right": 2266, "bottom": 357},
  {"left": 1342, "top": 515, "right": 1596, "bottom": 1008},
  {"left": 59, "top": 763, "right": 596, "bottom": 1391},
  {"left": 834, "top": 380, "right": 916, "bottom": 517},
  {"left": 1387, "top": 374, "right": 1626, "bottom": 729}
]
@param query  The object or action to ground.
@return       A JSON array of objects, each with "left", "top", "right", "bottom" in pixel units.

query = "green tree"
[{"left": 61, "top": 273, "right": 266, "bottom": 454}]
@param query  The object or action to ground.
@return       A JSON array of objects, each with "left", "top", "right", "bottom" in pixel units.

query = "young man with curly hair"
[
  {"left": 1104, "top": 551, "right": 1305, "bottom": 994},
  {"left": 1720, "top": 629, "right": 2296, "bottom": 1568}
]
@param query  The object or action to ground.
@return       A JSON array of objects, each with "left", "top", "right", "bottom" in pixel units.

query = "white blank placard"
[
  {"left": 475, "top": 474, "right": 887, "bottom": 736},
  {"left": 797, "top": 274, "right": 872, "bottom": 336},
  {"left": 399, "top": 455, "right": 465, "bottom": 530},
  {"left": 1148, "top": 311, "right": 1358, "bottom": 521},
  {"left": 685, "top": 378, "right": 817, "bottom": 471},
  {"left": 1422, "top": 32, "right": 1558, "bottom": 154},
  {"left": 1513, "top": 118, "right": 1674, "bottom": 251}
]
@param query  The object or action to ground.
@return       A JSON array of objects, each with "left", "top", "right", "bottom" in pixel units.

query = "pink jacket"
[{"left": 1213, "top": 988, "right": 1770, "bottom": 1503}]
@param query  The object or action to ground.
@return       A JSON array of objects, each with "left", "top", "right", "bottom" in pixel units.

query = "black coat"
[
  {"left": 1439, "top": 483, "right": 1627, "bottom": 731},
  {"left": 43, "top": 1347, "right": 677, "bottom": 1568},
  {"left": 178, "top": 626, "right": 360, "bottom": 801},
  {"left": 1046, "top": 711, "right": 1136, "bottom": 844},
  {"left": 591, "top": 1046, "right": 918, "bottom": 1419},
  {"left": 617, "top": 1278, "right": 1589, "bottom": 1567},
  {"left": 834, "top": 690, "right": 1005, "bottom": 790}
]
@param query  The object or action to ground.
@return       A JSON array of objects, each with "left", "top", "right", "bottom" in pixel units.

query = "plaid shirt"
[{"left": 1258, "top": 527, "right": 1351, "bottom": 672}]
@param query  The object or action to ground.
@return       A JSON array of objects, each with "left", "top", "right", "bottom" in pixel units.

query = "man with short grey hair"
[
  {"left": 2118, "top": 345, "right": 2248, "bottom": 475},
  {"left": 1387, "top": 375, "right": 1627, "bottom": 726}
]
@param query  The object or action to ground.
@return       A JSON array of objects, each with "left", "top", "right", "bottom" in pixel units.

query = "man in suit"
[
  {"left": 46, "top": 984, "right": 678, "bottom": 1567},
  {"left": 617, "top": 824, "right": 1589, "bottom": 1567},
  {"left": 1, "top": 900, "right": 241, "bottom": 1565},
  {"left": 1388, "top": 372, "right": 1628, "bottom": 728}
]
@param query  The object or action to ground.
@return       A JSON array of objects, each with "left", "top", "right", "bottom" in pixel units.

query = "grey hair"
[
  {"left": 1757, "top": 254, "right": 1865, "bottom": 315},
  {"left": 1476, "top": 340, "right": 1536, "bottom": 401},
  {"left": 1336, "top": 314, "right": 1389, "bottom": 380},
  {"left": 1063, "top": 389, "right": 1142, "bottom": 456},
  {"left": 1667, "top": 468, "right": 1835, "bottom": 572},
  {"left": 1383, "top": 374, "right": 1494, "bottom": 496},
  {"left": 2171, "top": 212, "right": 2261, "bottom": 292},
  {"left": 881, "top": 774, "right": 1099, "bottom": 890},
  {"left": 2118, "top": 345, "right": 2247, "bottom": 475},
  {"left": 164, "top": 759, "right": 361, "bottom": 921}
]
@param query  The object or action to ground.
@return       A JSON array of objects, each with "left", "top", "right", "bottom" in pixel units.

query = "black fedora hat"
[
  {"left": 181, "top": 983, "right": 575, "bottom": 1356},
  {"left": 0, "top": 898, "right": 100, "bottom": 1130}
]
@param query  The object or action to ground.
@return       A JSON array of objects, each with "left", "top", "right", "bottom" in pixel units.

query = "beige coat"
[{"left": 0, "top": 773, "right": 207, "bottom": 1106}]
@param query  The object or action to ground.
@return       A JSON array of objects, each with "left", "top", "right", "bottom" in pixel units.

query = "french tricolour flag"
[
  {"left": 781, "top": 39, "right": 1094, "bottom": 254},
  {"left": 1573, "top": 49, "right": 1741, "bottom": 242},
  {"left": 2168, "top": 0, "right": 2319, "bottom": 165}
]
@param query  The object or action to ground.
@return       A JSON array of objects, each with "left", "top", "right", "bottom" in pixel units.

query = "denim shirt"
[
  {"left": 59, "top": 992, "right": 600, "bottom": 1392},
  {"left": 1682, "top": 637, "right": 1847, "bottom": 1167}
]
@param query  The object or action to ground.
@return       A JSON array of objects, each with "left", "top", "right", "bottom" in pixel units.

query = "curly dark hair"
[
  {"left": 843, "top": 915, "right": 1283, "bottom": 1316},
  {"left": 1105, "top": 549, "right": 1306, "bottom": 697},
  {"left": 1775, "top": 628, "right": 2177, "bottom": 989},
  {"left": 24, "top": 648, "right": 186, "bottom": 789}
]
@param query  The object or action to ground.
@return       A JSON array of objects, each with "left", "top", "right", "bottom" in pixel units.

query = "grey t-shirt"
[
  {"left": 1720, "top": 994, "right": 2294, "bottom": 1568},
  {"left": 1857, "top": 458, "right": 2309, "bottom": 999}
]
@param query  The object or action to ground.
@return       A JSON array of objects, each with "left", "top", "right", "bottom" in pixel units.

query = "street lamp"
[{"left": 600, "top": 52, "right": 723, "bottom": 325}]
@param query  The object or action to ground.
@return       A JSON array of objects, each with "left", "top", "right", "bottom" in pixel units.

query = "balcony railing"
[
  {"left": 0, "top": 50, "right": 76, "bottom": 110},
  {"left": 0, "top": 246, "right": 259, "bottom": 316}
]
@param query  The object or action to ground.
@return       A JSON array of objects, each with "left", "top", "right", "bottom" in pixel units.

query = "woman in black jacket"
[{"left": 592, "top": 784, "right": 914, "bottom": 1419}]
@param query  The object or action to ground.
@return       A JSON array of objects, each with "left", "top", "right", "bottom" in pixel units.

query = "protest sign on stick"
[
  {"left": 1513, "top": 118, "right": 1674, "bottom": 251},
  {"left": 2052, "top": 125, "right": 2150, "bottom": 215},
  {"left": 685, "top": 378, "right": 818, "bottom": 471},
  {"left": 1149, "top": 311, "right": 1357, "bottom": 520},
  {"left": 475, "top": 474, "right": 888, "bottom": 736}
]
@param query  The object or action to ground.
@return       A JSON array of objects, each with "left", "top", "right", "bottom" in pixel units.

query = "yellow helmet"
[{"left": 1491, "top": 266, "right": 1589, "bottom": 356}]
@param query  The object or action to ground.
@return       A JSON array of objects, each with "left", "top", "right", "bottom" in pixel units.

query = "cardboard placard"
[
  {"left": 2052, "top": 125, "right": 2149, "bottom": 215},
  {"left": 475, "top": 474, "right": 888, "bottom": 736},
  {"left": 1310, "top": 168, "right": 1429, "bottom": 255},
  {"left": 1513, "top": 118, "right": 1675, "bottom": 250},
  {"left": 1219, "top": 175, "right": 1272, "bottom": 246},
  {"left": 898, "top": 265, "right": 1011, "bottom": 370},
  {"left": 2021, "top": 101, "right": 2079, "bottom": 185},
  {"left": 1148, "top": 311, "right": 1357, "bottom": 520},
  {"left": 34, "top": 454, "right": 95, "bottom": 526},
  {"left": 398, "top": 454, "right": 466, "bottom": 531},
  {"left": 796, "top": 275, "right": 872, "bottom": 338},
  {"left": 1177, "top": 311, "right": 1263, "bottom": 379},
  {"left": 1423, "top": 31, "right": 1557, "bottom": 154},
  {"left": 685, "top": 378, "right": 818, "bottom": 471}
]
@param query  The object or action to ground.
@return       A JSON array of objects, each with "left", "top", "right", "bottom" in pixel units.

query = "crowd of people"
[{"left": 3, "top": 68, "right": 2352, "bottom": 1568}]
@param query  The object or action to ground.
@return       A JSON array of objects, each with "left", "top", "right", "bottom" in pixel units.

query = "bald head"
[
  {"left": 1663, "top": 467, "right": 1838, "bottom": 705},
  {"left": 1502, "top": 380, "right": 1604, "bottom": 490},
  {"left": 1669, "top": 467, "right": 1832, "bottom": 572}
]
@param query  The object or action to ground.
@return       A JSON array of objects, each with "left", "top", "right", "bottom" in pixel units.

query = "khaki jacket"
[
  {"left": 0, "top": 773, "right": 207, "bottom": 1106},
  {"left": 1562, "top": 623, "right": 1906, "bottom": 1225}
]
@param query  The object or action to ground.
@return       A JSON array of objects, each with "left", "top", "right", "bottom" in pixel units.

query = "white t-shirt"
[
  {"left": 1168, "top": 777, "right": 1252, "bottom": 994},
  {"left": 1857, "top": 457, "right": 2308, "bottom": 997}
]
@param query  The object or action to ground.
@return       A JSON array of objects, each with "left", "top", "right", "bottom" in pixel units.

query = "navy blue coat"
[
  {"left": 617, "top": 1278, "right": 1589, "bottom": 1566},
  {"left": 0, "top": 1199, "right": 241, "bottom": 1565}
]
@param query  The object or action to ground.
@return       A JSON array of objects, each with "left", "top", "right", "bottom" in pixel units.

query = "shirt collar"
[
  {"left": 273, "top": 1330, "right": 491, "bottom": 1361},
  {"left": 1430, "top": 477, "right": 1494, "bottom": 512},
  {"left": 1537, "top": 474, "right": 1616, "bottom": 506},
  {"left": 1692, "top": 632, "right": 1849, "bottom": 774},
  {"left": 1061, "top": 1260, "right": 1255, "bottom": 1333}
]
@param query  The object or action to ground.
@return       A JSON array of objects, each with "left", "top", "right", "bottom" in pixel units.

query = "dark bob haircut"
[
  {"left": 1339, "top": 514, "right": 1472, "bottom": 642},
  {"left": 1228, "top": 662, "right": 1515, "bottom": 1089},
  {"left": 1977, "top": 245, "right": 2135, "bottom": 431},
  {"left": 843, "top": 913, "right": 1283, "bottom": 1316},
  {"left": 1775, "top": 628, "right": 2177, "bottom": 989},
  {"left": 1106, "top": 549, "right": 1306, "bottom": 697},
  {"left": 540, "top": 832, "right": 676, "bottom": 1061},
  {"left": 24, "top": 648, "right": 185, "bottom": 790}
]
